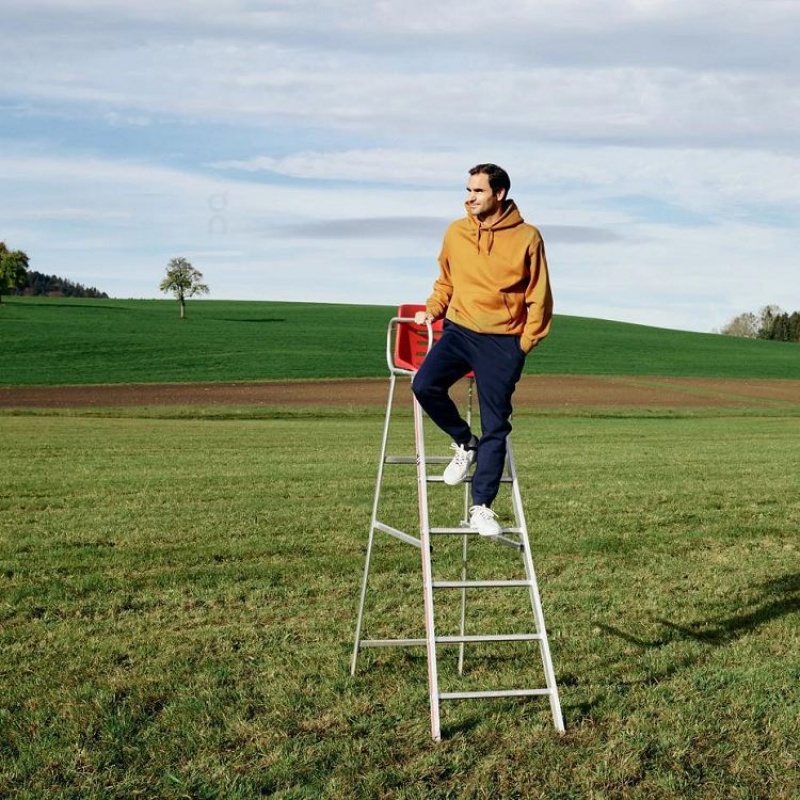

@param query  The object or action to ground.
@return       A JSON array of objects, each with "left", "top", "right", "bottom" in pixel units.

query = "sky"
[{"left": 2, "top": 1, "right": 800, "bottom": 333}]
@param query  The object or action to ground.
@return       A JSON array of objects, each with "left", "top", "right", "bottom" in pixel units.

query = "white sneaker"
[
  {"left": 469, "top": 504, "right": 502, "bottom": 537},
  {"left": 443, "top": 443, "right": 475, "bottom": 485}
]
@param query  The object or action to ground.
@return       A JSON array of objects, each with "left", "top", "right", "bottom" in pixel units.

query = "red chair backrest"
[
  {"left": 393, "top": 303, "right": 442, "bottom": 372},
  {"left": 392, "top": 303, "right": 474, "bottom": 378}
]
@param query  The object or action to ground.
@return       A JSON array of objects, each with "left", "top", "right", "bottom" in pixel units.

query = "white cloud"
[{"left": 2, "top": 1, "right": 800, "bottom": 333}]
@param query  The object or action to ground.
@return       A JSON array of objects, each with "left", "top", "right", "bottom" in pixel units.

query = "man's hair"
[{"left": 469, "top": 163, "right": 511, "bottom": 197}]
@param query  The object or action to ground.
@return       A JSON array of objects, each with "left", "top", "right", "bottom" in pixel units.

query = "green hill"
[{"left": 2, "top": 297, "right": 799, "bottom": 386}]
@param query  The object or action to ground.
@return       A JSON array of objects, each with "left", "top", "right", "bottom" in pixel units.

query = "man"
[{"left": 412, "top": 163, "right": 553, "bottom": 537}]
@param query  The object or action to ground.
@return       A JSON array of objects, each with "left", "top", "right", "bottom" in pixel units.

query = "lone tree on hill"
[
  {"left": 0, "top": 242, "right": 30, "bottom": 304},
  {"left": 159, "top": 257, "right": 209, "bottom": 318}
]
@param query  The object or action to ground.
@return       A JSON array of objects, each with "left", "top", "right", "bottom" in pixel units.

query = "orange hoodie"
[{"left": 425, "top": 200, "right": 553, "bottom": 353}]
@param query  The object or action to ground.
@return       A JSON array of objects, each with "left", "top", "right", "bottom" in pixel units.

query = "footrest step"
[
  {"left": 426, "top": 476, "right": 513, "bottom": 484},
  {"left": 384, "top": 456, "right": 452, "bottom": 464},
  {"left": 359, "top": 634, "right": 541, "bottom": 648},
  {"left": 432, "top": 579, "right": 530, "bottom": 589},
  {"left": 436, "top": 633, "right": 542, "bottom": 644},
  {"left": 429, "top": 527, "right": 522, "bottom": 536},
  {"left": 360, "top": 638, "right": 426, "bottom": 648},
  {"left": 430, "top": 526, "right": 471, "bottom": 535},
  {"left": 440, "top": 688, "right": 552, "bottom": 700}
]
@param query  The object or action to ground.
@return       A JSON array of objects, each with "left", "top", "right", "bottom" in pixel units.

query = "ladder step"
[
  {"left": 429, "top": 527, "right": 522, "bottom": 535},
  {"left": 360, "top": 633, "right": 542, "bottom": 648},
  {"left": 382, "top": 456, "right": 514, "bottom": 473},
  {"left": 384, "top": 456, "right": 452, "bottom": 464},
  {"left": 437, "top": 633, "right": 542, "bottom": 644},
  {"left": 440, "top": 688, "right": 553, "bottom": 701},
  {"left": 428, "top": 528, "right": 524, "bottom": 550},
  {"left": 432, "top": 579, "right": 531, "bottom": 589},
  {"left": 427, "top": 476, "right": 513, "bottom": 484},
  {"left": 361, "top": 638, "right": 426, "bottom": 648}
]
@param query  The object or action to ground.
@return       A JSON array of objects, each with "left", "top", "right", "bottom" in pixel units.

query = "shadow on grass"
[
  {"left": 655, "top": 572, "right": 800, "bottom": 645},
  {"left": 560, "top": 572, "right": 800, "bottom": 721},
  {"left": 600, "top": 572, "right": 800, "bottom": 649},
  {"left": 214, "top": 318, "right": 287, "bottom": 323}
]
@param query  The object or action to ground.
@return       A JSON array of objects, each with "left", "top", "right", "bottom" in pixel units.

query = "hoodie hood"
[{"left": 464, "top": 200, "right": 525, "bottom": 254}]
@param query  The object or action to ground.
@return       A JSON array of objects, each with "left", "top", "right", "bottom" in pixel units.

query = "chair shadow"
[
  {"left": 560, "top": 571, "right": 800, "bottom": 721},
  {"left": 599, "top": 572, "right": 800, "bottom": 649}
]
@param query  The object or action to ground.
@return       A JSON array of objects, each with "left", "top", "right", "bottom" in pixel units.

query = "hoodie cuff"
[{"left": 520, "top": 337, "right": 537, "bottom": 354}]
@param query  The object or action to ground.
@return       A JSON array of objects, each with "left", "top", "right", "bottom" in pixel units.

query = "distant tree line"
[
  {"left": 1, "top": 241, "right": 108, "bottom": 302},
  {"left": 16, "top": 270, "right": 109, "bottom": 299},
  {"left": 720, "top": 305, "right": 800, "bottom": 343}
]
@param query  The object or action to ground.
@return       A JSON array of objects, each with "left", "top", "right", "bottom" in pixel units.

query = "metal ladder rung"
[
  {"left": 385, "top": 456, "right": 453, "bottom": 464},
  {"left": 361, "top": 637, "right": 426, "bottom": 648},
  {"left": 426, "top": 475, "right": 513, "bottom": 484},
  {"left": 433, "top": 579, "right": 531, "bottom": 589},
  {"left": 429, "top": 528, "right": 524, "bottom": 550},
  {"left": 373, "top": 522, "right": 523, "bottom": 550},
  {"left": 440, "top": 688, "right": 553, "bottom": 701},
  {"left": 437, "top": 633, "right": 542, "bottom": 644},
  {"left": 361, "top": 633, "right": 542, "bottom": 648},
  {"left": 429, "top": 526, "right": 470, "bottom": 534},
  {"left": 429, "top": 526, "right": 522, "bottom": 536}
]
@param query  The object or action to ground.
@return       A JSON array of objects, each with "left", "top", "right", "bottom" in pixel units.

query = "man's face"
[{"left": 465, "top": 173, "right": 505, "bottom": 221}]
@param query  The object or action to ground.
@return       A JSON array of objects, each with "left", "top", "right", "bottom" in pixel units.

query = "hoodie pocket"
[{"left": 502, "top": 291, "right": 525, "bottom": 327}]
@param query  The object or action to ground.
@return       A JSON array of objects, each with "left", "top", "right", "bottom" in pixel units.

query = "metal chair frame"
[{"left": 351, "top": 307, "right": 564, "bottom": 740}]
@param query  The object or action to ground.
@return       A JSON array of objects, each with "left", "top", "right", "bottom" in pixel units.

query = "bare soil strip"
[{"left": 1, "top": 375, "right": 798, "bottom": 409}]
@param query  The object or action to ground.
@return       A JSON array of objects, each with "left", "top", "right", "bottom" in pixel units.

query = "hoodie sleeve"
[
  {"left": 425, "top": 235, "right": 453, "bottom": 320},
  {"left": 520, "top": 234, "right": 553, "bottom": 353}
]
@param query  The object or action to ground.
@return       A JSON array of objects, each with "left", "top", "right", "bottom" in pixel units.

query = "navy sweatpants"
[{"left": 411, "top": 320, "right": 527, "bottom": 507}]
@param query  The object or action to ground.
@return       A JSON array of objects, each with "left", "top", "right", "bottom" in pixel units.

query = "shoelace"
[
  {"left": 450, "top": 443, "right": 472, "bottom": 467},
  {"left": 469, "top": 505, "right": 497, "bottom": 521}
]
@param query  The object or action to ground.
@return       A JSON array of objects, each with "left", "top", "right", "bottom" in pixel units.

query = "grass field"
[
  {"left": 2, "top": 297, "right": 799, "bottom": 797},
  {"left": 3, "top": 296, "right": 800, "bottom": 385},
  {"left": 2, "top": 401, "right": 799, "bottom": 798}
]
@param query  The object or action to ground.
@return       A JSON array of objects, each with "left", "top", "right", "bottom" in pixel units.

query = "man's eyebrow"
[{"left": 467, "top": 186, "right": 485, "bottom": 192}]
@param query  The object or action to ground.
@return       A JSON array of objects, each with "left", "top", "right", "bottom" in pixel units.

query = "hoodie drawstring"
[{"left": 476, "top": 226, "right": 495, "bottom": 255}]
